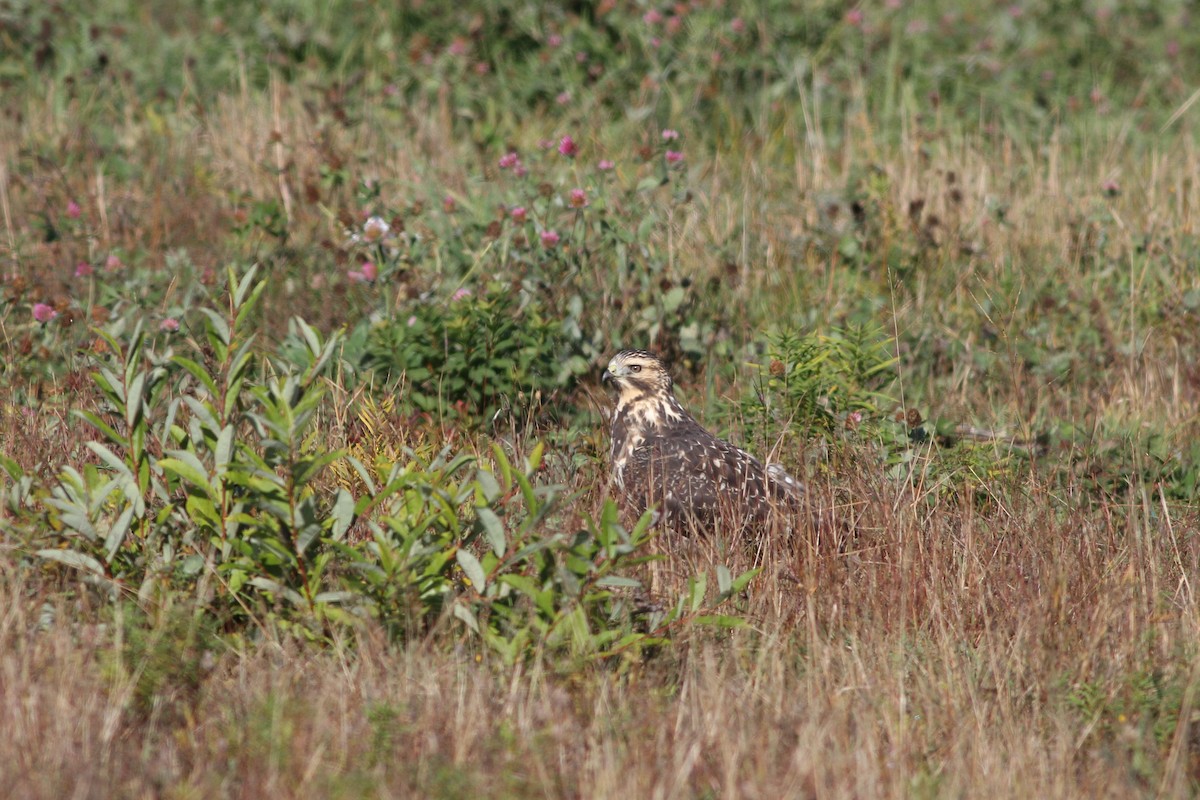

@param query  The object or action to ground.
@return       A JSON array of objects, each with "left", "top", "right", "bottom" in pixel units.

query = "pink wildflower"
[
  {"left": 598, "top": 159, "right": 615, "bottom": 171},
  {"left": 75, "top": 262, "right": 93, "bottom": 278},
  {"left": 443, "top": 195, "right": 456, "bottom": 213},
  {"left": 730, "top": 17, "right": 745, "bottom": 33},
  {"left": 643, "top": 9, "right": 663, "bottom": 24},
  {"left": 569, "top": 188, "right": 588, "bottom": 208},
  {"left": 540, "top": 230, "right": 560, "bottom": 247},
  {"left": 452, "top": 287, "right": 472, "bottom": 301},
  {"left": 556, "top": 91, "right": 572, "bottom": 105},
  {"left": 499, "top": 152, "right": 520, "bottom": 169},
  {"left": 846, "top": 9, "right": 864, "bottom": 26},
  {"left": 33, "top": 303, "right": 58, "bottom": 323},
  {"left": 66, "top": 200, "right": 81, "bottom": 219},
  {"left": 159, "top": 318, "right": 180, "bottom": 333},
  {"left": 558, "top": 135, "right": 578, "bottom": 158},
  {"left": 665, "top": 150, "right": 684, "bottom": 164},
  {"left": 547, "top": 34, "right": 563, "bottom": 48},
  {"left": 105, "top": 254, "right": 123, "bottom": 271},
  {"left": 661, "top": 129, "right": 679, "bottom": 141},
  {"left": 511, "top": 206, "right": 528, "bottom": 223},
  {"left": 348, "top": 261, "right": 378, "bottom": 283}
]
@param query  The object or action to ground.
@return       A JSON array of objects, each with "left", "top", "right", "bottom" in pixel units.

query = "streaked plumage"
[{"left": 601, "top": 349, "right": 803, "bottom": 533}]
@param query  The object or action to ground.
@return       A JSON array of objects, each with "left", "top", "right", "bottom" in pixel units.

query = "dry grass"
[{"left": 4, "top": 460, "right": 1199, "bottom": 798}]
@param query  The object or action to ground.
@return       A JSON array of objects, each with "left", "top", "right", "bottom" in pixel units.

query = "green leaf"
[
  {"left": 74, "top": 410, "right": 125, "bottom": 448},
  {"left": 662, "top": 286, "right": 686, "bottom": 313},
  {"left": 692, "top": 615, "right": 747, "bottom": 628},
  {"left": 85, "top": 441, "right": 135, "bottom": 483},
  {"left": 247, "top": 576, "right": 306, "bottom": 607},
  {"left": 596, "top": 575, "right": 642, "bottom": 589},
  {"left": 125, "top": 370, "right": 146, "bottom": 430},
  {"left": 456, "top": 548, "right": 486, "bottom": 590},
  {"left": 728, "top": 567, "right": 761, "bottom": 595},
  {"left": 453, "top": 602, "right": 480, "bottom": 633},
  {"left": 172, "top": 356, "right": 220, "bottom": 399},
  {"left": 716, "top": 564, "right": 732, "bottom": 595},
  {"left": 475, "top": 507, "right": 506, "bottom": 557},
  {"left": 184, "top": 494, "right": 220, "bottom": 532},
  {"left": 36, "top": 548, "right": 106, "bottom": 577},
  {"left": 690, "top": 572, "right": 708, "bottom": 613},
  {"left": 475, "top": 469, "right": 501, "bottom": 502},
  {"left": 158, "top": 454, "right": 215, "bottom": 497},
  {"left": 180, "top": 554, "right": 205, "bottom": 576},
  {"left": 103, "top": 504, "right": 135, "bottom": 562},
  {"left": 0, "top": 453, "right": 24, "bottom": 481},
  {"left": 329, "top": 488, "right": 355, "bottom": 542},
  {"left": 312, "top": 590, "right": 356, "bottom": 605},
  {"left": 214, "top": 425, "right": 234, "bottom": 474}
]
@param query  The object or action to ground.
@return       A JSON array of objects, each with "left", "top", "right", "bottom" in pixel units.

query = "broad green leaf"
[
  {"left": 329, "top": 488, "right": 355, "bottom": 541},
  {"left": 312, "top": 590, "right": 356, "bottom": 605},
  {"left": 456, "top": 549, "right": 486, "bottom": 590},
  {"left": 182, "top": 494, "right": 218, "bottom": 531},
  {"left": 0, "top": 453, "right": 23, "bottom": 480},
  {"left": 74, "top": 410, "right": 124, "bottom": 448},
  {"left": 728, "top": 567, "right": 761, "bottom": 595},
  {"left": 716, "top": 564, "right": 732, "bottom": 595},
  {"left": 214, "top": 425, "right": 234, "bottom": 474},
  {"left": 171, "top": 356, "right": 220, "bottom": 399},
  {"left": 596, "top": 575, "right": 642, "bottom": 589},
  {"left": 103, "top": 503, "right": 135, "bottom": 562},
  {"left": 453, "top": 602, "right": 480, "bottom": 633},
  {"left": 85, "top": 441, "right": 135, "bottom": 483},
  {"left": 125, "top": 370, "right": 146, "bottom": 430},
  {"left": 475, "top": 469, "right": 502, "bottom": 503},
  {"left": 180, "top": 554, "right": 205, "bottom": 576},
  {"left": 475, "top": 507, "right": 506, "bottom": 557},
  {"left": 247, "top": 576, "right": 306, "bottom": 607},
  {"left": 690, "top": 572, "right": 708, "bottom": 613},
  {"left": 158, "top": 454, "right": 215, "bottom": 496},
  {"left": 36, "top": 548, "right": 106, "bottom": 577}
]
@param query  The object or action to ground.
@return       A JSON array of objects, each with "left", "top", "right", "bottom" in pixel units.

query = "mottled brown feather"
[{"left": 602, "top": 349, "right": 803, "bottom": 533}]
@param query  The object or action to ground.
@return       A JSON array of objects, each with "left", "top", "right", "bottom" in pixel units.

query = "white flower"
[{"left": 363, "top": 216, "right": 391, "bottom": 242}]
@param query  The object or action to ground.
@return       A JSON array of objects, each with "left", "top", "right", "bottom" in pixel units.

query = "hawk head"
[{"left": 602, "top": 349, "right": 673, "bottom": 406}]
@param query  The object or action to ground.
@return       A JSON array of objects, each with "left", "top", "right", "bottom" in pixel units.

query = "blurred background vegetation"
[{"left": 3, "top": 1, "right": 1200, "bottom": 796}]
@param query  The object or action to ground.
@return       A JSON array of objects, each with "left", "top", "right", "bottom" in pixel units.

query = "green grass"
[{"left": 4, "top": 1, "right": 1200, "bottom": 796}]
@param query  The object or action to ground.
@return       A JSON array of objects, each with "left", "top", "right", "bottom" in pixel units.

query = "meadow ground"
[{"left": 3, "top": 2, "right": 1200, "bottom": 797}]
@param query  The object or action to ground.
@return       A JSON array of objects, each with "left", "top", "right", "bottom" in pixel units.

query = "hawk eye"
[{"left": 630, "top": 364, "right": 642, "bottom": 373}]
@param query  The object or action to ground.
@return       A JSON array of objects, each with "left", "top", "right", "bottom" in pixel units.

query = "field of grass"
[{"left": 4, "top": 1, "right": 1200, "bottom": 797}]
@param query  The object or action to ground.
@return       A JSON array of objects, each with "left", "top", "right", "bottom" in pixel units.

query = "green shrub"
[
  {"left": 357, "top": 284, "right": 584, "bottom": 427},
  {"left": 28, "top": 266, "right": 752, "bottom": 658}
]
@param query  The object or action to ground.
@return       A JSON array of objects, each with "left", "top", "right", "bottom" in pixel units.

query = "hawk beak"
[{"left": 601, "top": 368, "right": 614, "bottom": 385}]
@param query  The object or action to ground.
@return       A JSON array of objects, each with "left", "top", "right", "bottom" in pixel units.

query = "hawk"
[{"left": 601, "top": 349, "right": 804, "bottom": 534}]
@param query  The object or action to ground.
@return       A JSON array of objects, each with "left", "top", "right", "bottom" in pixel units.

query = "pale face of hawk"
[{"left": 601, "top": 349, "right": 673, "bottom": 406}]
